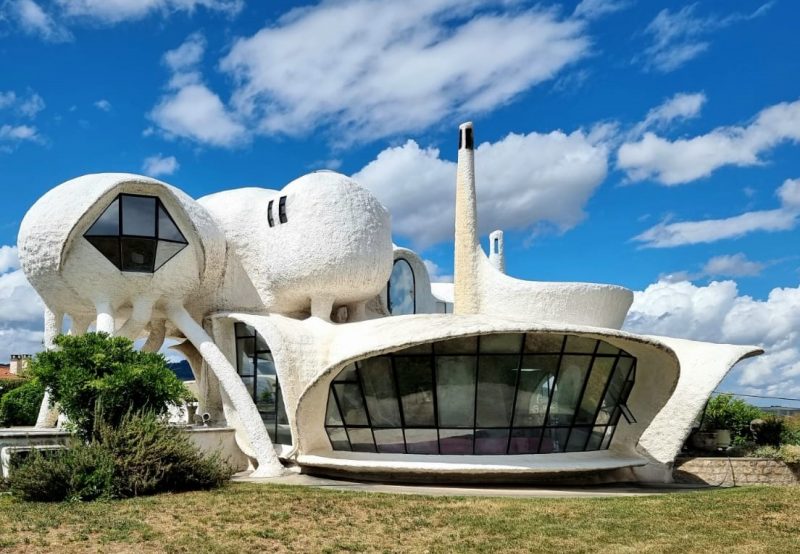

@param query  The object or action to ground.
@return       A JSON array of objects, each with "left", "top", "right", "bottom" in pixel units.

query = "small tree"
[
  {"left": 0, "top": 379, "right": 45, "bottom": 427},
  {"left": 31, "top": 333, "right": 189, "bottom": 438},
  {"left": 702, "top": 394, "right": 764, "bottom": 443}
]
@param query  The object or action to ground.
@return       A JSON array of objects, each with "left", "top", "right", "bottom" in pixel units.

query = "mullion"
[
  {"left": 604, "top": 362, "right": 637, "bottom": 449},
  {"left": 537, "top": 334, "right": 568, "bottom": 453},
  {"left": 388, "top": 354, "right": 408, "bottom": 453},
  {"left": 582, "top": 354, "right": 621, "bottom": 451},
  {"left": 330, "top": 383, "right": 354, "bottom": 452},
  {"left": 505, "top": 332, "right": 527, "bottom": 454},
  {"left": 472, "top": 335, "right": 480, "bottom": 455},
  {"left": 563, "top": 340, "right": 601, "bottom": 449},
  {"left": 355, "top": 362, "right": 378, "bottom": 452}
]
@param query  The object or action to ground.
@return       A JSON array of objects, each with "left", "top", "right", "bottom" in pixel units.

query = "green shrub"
[
  {"left": 98, "top": 412, "right": 234, "bottom": 498},
  {"left": 702, "top": 394, "right": 764, "bottom": 442},
  {"left": 753, "top": 415, "right": 785, "bottom": 446},
  {"left": 0, "top": 379, "right": 45, "bottom": 427},
  {"left": 8, "top": 444, "right": 115, "bottom": 502},
  {"left": 0, "top": 378, "right": 27, "bottom": 400},
  {"left": 30, "top": 333, "right": 190, "bottom": 438},
  {"left": 8, "top": 413, "right": 233, "bottom": 502},
  {"left": 751, "top": 445, "right": 779, "bottom": 459},
  {"left": 781, "top": 415, "right": 800, "bottom": 446},
  {"left": 778, "top": 444, "right": 800, "bottom": 464}
]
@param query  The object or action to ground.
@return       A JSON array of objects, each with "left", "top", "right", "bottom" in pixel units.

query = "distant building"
[
  {"left": 17, "top": 122, "right": 762, "bottom": 483},
  {"left": 761, "top": 406, "right": 800, "bottom": 417},
  {"left": 0, "top": 355, "right": 31, "bottom": 379}
]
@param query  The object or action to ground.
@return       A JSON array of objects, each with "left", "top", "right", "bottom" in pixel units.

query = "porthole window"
[
  {"left": 324, "top": 333, "right": 636, "bottom": 455},
  {"left": 387, "top": 258, "right": 415, "bottom": 315},
  {"left": 84, "top": 194, "right": 188, "bottom": 273}
]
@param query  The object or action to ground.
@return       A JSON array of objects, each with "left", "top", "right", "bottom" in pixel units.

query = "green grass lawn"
[{"left": 1, "top": 483, "right": 798, "bottom": 553}]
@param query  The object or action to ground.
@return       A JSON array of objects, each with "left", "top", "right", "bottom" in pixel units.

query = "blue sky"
[{"left": 1, "top": 0, "right": 799, "bottom": 405}]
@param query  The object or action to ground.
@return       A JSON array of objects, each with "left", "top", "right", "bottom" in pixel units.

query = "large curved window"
[
  {"left": 324, "top": 333, "right": 635, "bottom": 455},
  {"left": 84, "top": 194, "right": 188, "bottom": 273},
  {"left": 387, "top": 258, "right": 415, "bottom": 315},
  {"left": 235, "top": 323, "right": 291, "bottom": 445}
]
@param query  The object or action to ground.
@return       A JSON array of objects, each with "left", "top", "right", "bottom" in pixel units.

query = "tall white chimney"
[{"left": 453, "top": 122, "right": 480, "bottom": 315}]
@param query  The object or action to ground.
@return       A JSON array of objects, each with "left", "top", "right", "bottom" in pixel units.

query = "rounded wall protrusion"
[{"left": 489, "top": 230, "right": 505, "bottom": 274}]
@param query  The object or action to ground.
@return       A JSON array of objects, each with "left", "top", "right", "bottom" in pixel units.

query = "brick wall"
[{"left": 674, "top": 457, "right": 800, "bottom": 486}]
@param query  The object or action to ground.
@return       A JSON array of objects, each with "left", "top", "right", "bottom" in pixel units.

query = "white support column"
[
  {"left": 117, "top": 297, "right": 154, "bottom": 340},
  {"left": 35, "top": 306, "right": 63, "bottom": 428},
  {"left": 167, "top": 303, "right": 284, "bottom": 477},
  {"left": 95, "top": 300, "right": 115, "bottom": 335}
]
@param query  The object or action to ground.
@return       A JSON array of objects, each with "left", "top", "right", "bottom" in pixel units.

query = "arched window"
[
  {"left": 387, "top": 258, "right": 415, "bottom": 315},
  {"left": 234, "top": 322, "right": 291, "bottom": 445},
  {"left": 324, "top": 333, "right": 636, "bottom": 455}
]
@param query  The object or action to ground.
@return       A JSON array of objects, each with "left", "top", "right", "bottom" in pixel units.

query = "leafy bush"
[
  {"left": 0, "top": 379, "right": 45, "bottom": 427},
  {"left": 30, "top": 333, "right": 190, "bottom": 438},
  {"left": 751, "top": 445, "right": 779, "bottom": 459},
  {"left": 702, "top": 394, "right": 764, "bottom": 442},
  {"left": 781, "top": 415, "right": 800, "bottom": 446},
  {"left": 8, "top": 444, "right": 115, "bottom": 502},
  {"left": 8, "top": 413, "right": 233, "bottom": 502},
  {"left": 778, "top": 444, "right": 800, "bottom": 464},
  {"left": 0, "top": 378, "right": 26, "bottom": 400},
  {"left": 98, "top": 412, "right": 234, "bottom": 498},
  {"left": 752, "top": 415, "right": 785, "bottom": 446}
]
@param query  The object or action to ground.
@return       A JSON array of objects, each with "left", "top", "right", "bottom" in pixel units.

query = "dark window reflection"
[
  {"left": 324, "top": 333, "right": 636, "bottom": 455},
  {"left": 84, "top": 194, "right": 188, "bottom": 273}
]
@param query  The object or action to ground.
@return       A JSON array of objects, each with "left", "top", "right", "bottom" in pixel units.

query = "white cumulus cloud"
[
  {"left": 631, "top": 91, "right": 706, "bottom": 136},
  {"left": 618, "top": 99, "right": 800, "bottom": 185},
  {"left": 0, "top": 246, "right": 45, "bottom": 361},
  {"left": 142, "top": 153, "right": 179, "bottom": 177},
  {"left": 625, "top": 278, "right": 800, "bottom": 399},
  {"left": 634, "top": 177, "right": 800, "bottom": 248},
  {"left": 218, "top": 0, "right": 590, "bottom": 144},
  {"left": 55, "top": 0, "right": 242, "bottom": 24},
  {"left": 8, "top": 0, "right": 72, "bottom": 42},
  {"left": 354, "top": 128, "right": 608, "bottom": 248}
]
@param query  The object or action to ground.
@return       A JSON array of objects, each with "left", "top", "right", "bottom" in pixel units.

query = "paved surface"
[{"left": 232, "top": 471, "right": 710, "bottom": 498}]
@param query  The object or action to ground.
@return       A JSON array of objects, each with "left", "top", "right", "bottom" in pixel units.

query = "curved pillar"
[
  {"left": 36, "top": 306, "right": 63, "bottom": 428},
  {"left": 68, "top": 315, "right": 94, "bottom": 336},
  {"left": 167, "top": 303, "right": 284, "bottom": 477},
  {"left": 95, "top": 300, "right": 115, "bottom": 335},
  {"left": 142, "top": 319, "right": 166, "bottom": 353},
  {"left": 117, "top": 297, "right": 155, "bottom": 340}
]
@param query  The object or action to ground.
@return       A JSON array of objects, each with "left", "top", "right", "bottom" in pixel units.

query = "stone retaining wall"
[{"left": 674, "top": 457, "right": 800, "bottom": 486}]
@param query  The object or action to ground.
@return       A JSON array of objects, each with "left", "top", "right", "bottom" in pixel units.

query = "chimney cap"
[{"left": 459, "top": 121, "right": 473, "bottom": 130}]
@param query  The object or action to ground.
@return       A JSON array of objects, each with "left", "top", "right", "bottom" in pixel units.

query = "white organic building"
[{"left": 17, "top": 122, "right": 761, "bottom": 483}]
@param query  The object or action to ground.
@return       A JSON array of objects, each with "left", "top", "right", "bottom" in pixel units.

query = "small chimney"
[{"left": 489, "top": 230, "right": 505, "bottom": 273}]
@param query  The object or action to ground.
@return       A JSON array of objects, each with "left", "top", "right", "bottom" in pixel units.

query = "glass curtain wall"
[
  {"left": 324, "top": 333, "right": 636, "bottom": 455},
  {"left": 234, "top": 322, "right": 291, "bottom": 445}
]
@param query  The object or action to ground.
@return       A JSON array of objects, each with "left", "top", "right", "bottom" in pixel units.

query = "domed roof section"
[{"left": 282, "top": 170, "right": 375, "bottom": 198}]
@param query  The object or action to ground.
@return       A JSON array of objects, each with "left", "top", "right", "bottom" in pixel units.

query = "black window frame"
[
  {"left": 324, "top": 333, "right": 636, "bottom": 455},
  {"left": 84, "top": 193, "right": 188, "bottom": 273},
  {"left": 386, "top": 258, "right": 416, "bottom": 315},
  {"left": 267, "top": 199, "right": 275, "bottom": 228},
  {"left": 278, "top": 195, "right": 287, "bottom": 224}
]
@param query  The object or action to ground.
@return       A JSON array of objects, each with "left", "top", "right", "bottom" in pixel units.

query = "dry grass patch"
[{"left": 1, "top": 483, "right": 799, "bottom": 552}]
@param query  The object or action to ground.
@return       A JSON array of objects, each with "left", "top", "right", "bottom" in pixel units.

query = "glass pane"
[
  {"left": 564, "top": 335, "right": 597, "bottom": 354},
  {"left": 439, "top": 429, "right": 474, "bottom": 454},
  {"left": 276, "top": 424, "right": 292, "bottom": 445},
  {"left": 240, "top": 376, "right": 254, "bottom": 399},
  {"left": 346, "top": 428, "right": 376, "bottom": 452},
  {"left": 514, "top": 355, "right": 559, "bottom": 427},
  {"left": 359, "top": 357, "right": 401, "bottom": 427},
  {"left": 475, "top": 429, "right": 509, "bottom": 455},
  {"left": 547, "top": 355, "right": 592, "bottom": 426},
  {"left": 256, "top": 375, "right": 277, "bottom": 417},
  {"left": 374, "top": 429, "right": 405, "bottom": 453},
  {"left": 86, "top": 236, "right": 121, "bottom": 269},
  {"left": 120, "top": 237, "right": 156, "bottom": 272},
  {"left": 256, "top": 352, "right": 275, "bottom": 375},
  {"left": 539, "top": 428, "right": 569, "bottom": 453},
  {"left": 158, "top": 205, "right": 185, "bottom": 242},
  {"left": 236, "top": 339, "right": 254, "bottom": 376},
  {"left": 334, "top": 364, "right": 359, "bottom": 382},
  {"left": 404, "top": 429, "right": 438, "bottom": 454},
  {"left": 566, "top": 427, "right": 591, "bottom": 452},
  {"left": 85, "top": 199, "right": 119, "bottom": 235},
  {"left": 154, "top": 240, "right": 186, "bottom": 270},
  {"left": 326, "top": 427, "right": 350, "bottom": 451},
  {"left": 509, "top": 428, "right": 542, "bottom": 454},
  {"left": 121, "top": 195, "right": 156, "bottom": 237},
  {"left": 434, "top": 336, "right": 477, "bottom": 354},
  {"left": 394, "top": 356, "right": 435, "bottom": 426},
  {"left": 601, "top": 426, "right": 615, "bottom": 449},
  {"left": 235, "top": 323, "right": 255, "bottom": 338},
  {"left": 436, "top": 355, "right": 476, "bottom": 427},
  {"left": 596, "top": 341, "right": 620, "bottom": 355},
  {"left": 255, "top": 332, "right": 269, "bottom": 352},
  {"left": 586, "top": 426, "right": 605, "bottom": 450},
  {"left": 388, "top": 259, "right": 415, "bottom": 315},
  {"left": 479, "top": 333, "right": 523, "bottom": 354},
  {"left": 597, "top": 357, "right": 633, "bottom": 424},
  {"left": 400, "top": 342, "right": 432, "bottom": 354},
  {"left": 575, "top": 357, "right": 616, "bottom": 424},
  {"left": 334, "top": 383, "right": 369, "bottom": 426},
  {"left": 525, "top": 333, "right": 564, "bottom": 354},
  {"left": 325, "top": 391, "right": 343, "bottom": 426},
  {"left": 475, "top": 356, "right": 518, "bottom": 427}
]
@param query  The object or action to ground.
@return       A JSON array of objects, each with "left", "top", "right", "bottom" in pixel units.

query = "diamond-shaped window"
[{"left": 85, "top": 194, "right": 188, "bottom": 273}]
